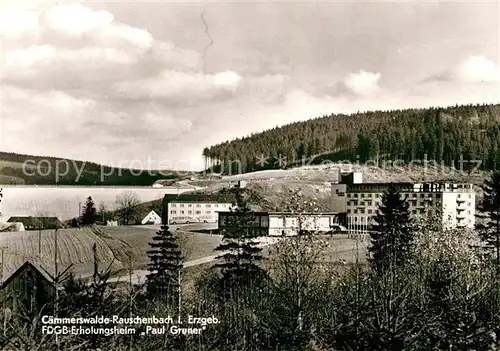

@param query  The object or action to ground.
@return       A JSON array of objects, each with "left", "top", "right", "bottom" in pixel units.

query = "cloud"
[
  {"left": 429, "top": 55, "right": 500, "bottom": 84},
  {"left": 213, "top": 71, "right": 242, "bottom": 86},
  {"left": 4, "top": 45, "right": 56, "bottom": 69},
  {"left": 0, "top": 9, "right": 39, "bottom": 38},
  {"left": 343, "top": 70, "right": 382, "bottom": 96},
  {"left": 43, "top": 3, "right": 154, "bottom": 50},
  {"left": 456, "top": 56, "right": 500, "bottom": 83},
  {"left": 45, "top": 3, "right": 113, "bottom": 35},
  {"left": 150, "top": 42, "right": 200, "bottom": 71},
  {"left": 113, "top": 70, "right": 242, "bottom": 102},
  {"left": 2, "top": 45, "right": 138, "bottom": 81},
  {"left": 141, "top": 112, "right": 193, "bottom": 133},
  {"left": 2, "top": 85, "right": 96, "bottom": 143},
  {"left": 101, "top": 23, "right": 154, "bottom": 49},
  {"left": 2, "top": 3, "right": 200, "bottom": 87}
]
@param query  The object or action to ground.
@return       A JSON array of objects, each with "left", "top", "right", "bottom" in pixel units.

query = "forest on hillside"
[
  {"left": 0, "top": 152, "right": 184, "bottom": 185},
  {"left": 203, "top": 104, "right": 500, "bottom": 175}
]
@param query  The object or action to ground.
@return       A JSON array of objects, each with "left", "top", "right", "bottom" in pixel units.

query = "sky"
[{"left": 0, "top": 0, "right": 499, "bottom": 171}]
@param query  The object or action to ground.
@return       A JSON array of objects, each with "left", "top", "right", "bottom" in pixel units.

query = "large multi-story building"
[
  {"left": 166, "top": 201, "right": 233, "bottom": 224},
  {"left": 162, "top": 182, "right": 248, "bottom": 224},
  {"left": 162, "top": 192, "right": 234, "bottom": 224},
  {"left": 218, "top": 211, "right": 342, "bottom": 236},
  {"left": 331, "top": 171, "right": 475, "bottom": 231}
]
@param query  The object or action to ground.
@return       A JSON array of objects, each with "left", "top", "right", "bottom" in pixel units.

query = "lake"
[{"left": 0, "top": 186, "right": 195, "bottom": 221}]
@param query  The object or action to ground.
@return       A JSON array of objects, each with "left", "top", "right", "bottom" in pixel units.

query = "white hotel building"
[
  {"left": 166, "top": 201, "right": 233, "bottom": 224},
  {"left": 331, "top": 171, "right": 475, "bottom": 232}
]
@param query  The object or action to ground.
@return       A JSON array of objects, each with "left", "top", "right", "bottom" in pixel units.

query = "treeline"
[
  {"left": 0, "top": 151, "right": 184, "bottom": 185},
  {"left": 203, "top": 103, "right": 500, "bottom": 174}
]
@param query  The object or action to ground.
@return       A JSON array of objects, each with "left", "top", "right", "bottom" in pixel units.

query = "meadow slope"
[{"left": 0, "top": 226, "right": 223, "bottom": 281}]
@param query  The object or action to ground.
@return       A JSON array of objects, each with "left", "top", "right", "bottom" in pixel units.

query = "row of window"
[
  {"left": 348, "top": 216, "right": 376, "bottom": 223},
  {"left": 347, "top": 193, "right": 381, "bottom": 199},
  {"left": 169, "top": 203, "right": 229, "bottom": 208},
  {"left": 348, "top": 209, "right": 376, "bottom": 214},
  {"left": 347, "top": 200, "right": 444, "bottom": 208},
  {"left": 219, "top": 214, "right": 269, "bottom": 227},
  {"left": 348, "top": 201, "right": 376, "bottom": 207},
  {"left": 346, "top": 192, "right": 472, "bottom": 199},
  {"left": 170, "top": 210, "right": 213, "bottom": 215},
  {"left": 347, "top": 209, "right": 472, "bottom": 216},
  {"left": 348, "top": 208, "right": 431, "bottom": 214}
]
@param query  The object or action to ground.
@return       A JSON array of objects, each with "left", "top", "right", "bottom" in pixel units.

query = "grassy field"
[
  {"left": 176, "top": 234, "right": 369, "bottom": 296},
  {"left": 98, "top": 226, "right": 223, "bottom": 271},
  {"left": 260, "top": 235, "right": 369, "bottom": 264},
  {"left": 0, "top": 228, "right": 125, "bottom": 279},
  {"left": 1, "top": 218, "right": 367, "bottom": 287},
  {"left": 0, "top": 225, "right": 223, "bottom": 281}
]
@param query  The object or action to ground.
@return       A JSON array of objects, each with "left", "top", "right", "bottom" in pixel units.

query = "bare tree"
[
  {"left": 268, "top": 189, "right": 330, "bottom": 343},
  {"left": 98, "top": 202, "right": 107, "bottom": 224},
  {"left": 115, "top": 192, "right": 140, "bottom": 225}
]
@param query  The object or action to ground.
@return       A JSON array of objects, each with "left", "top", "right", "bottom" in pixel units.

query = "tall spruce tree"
[
  {"left": 369, "top": 185, "right": 414, "bottom": 271},
  {"left": 477, "top": 171, "right": 500, "bottom": 269},
  {"left": 81, "top": 196, "right": 97, "bottom": 226},
  {"left": 146, "top": 224, "right": 183, "bottom": 303},
  {"left": 213, "top": 185, "right": 266, "bottom": 292}
]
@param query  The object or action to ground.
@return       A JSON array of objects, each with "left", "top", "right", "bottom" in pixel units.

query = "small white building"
[
  {"left": 218, "top": 211, "right": 341, "bottom": 236},
  {"left": 268, "top": 212, "right": 340, "bottom": 236},
  {"left": 141, "top": 210, "right": 162, "bottom": 225},
  {"left": 106, "top": 220, "right": 118, "bottom": 226}
]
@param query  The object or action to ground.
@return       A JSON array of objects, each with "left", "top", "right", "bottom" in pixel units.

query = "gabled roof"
[
  {"left": 1, "top": 261, "right": 55, "bottom": 289},
  {"left": 7, "top": 217, "right": 64, "bottom": 229},
  {"left": 141, "top": 210, "right": 162, "bottom": 224},
  {"left": 143, "top": 210, "right": 160, "bottom": 219}
]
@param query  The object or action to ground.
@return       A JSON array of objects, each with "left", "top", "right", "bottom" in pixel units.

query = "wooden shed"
[{"left": 1, "top": 261, "right": 55, "bottom": 315}]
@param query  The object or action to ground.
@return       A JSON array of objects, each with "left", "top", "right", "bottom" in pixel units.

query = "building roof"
[
  {"left": 142, "top": 210, "right": 161, "bottom": 219},
  {"left": 1, "top": 261, "right": 55, "bottom": 289},
  {"left": 345, "top": 182, "right": 414, "bottom": 188},
  {"left": 7, "top": 217, "right": 64, "bottom": 229},
  {"left": 0, "top": 222, "right": 24, "bottom": 232},
  {"left": 164, "top": 192, "right": 232, "bottom": 204}
]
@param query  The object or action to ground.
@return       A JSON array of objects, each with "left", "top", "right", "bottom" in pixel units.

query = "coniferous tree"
[
  {"left": 477, "top": 171, "right": 500, "bottom": 269},
  {"left": 146, "top": 224, "right": 183, "bottom": 304},
  {"left": 81, "top": 196, "right": 97, "bottom": 226},
  {"left": 369, "top": 185, "right": 414, "bottom": 271},
  {"left": 213, "top": 185, "right": 266, "bottom": 293}
]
